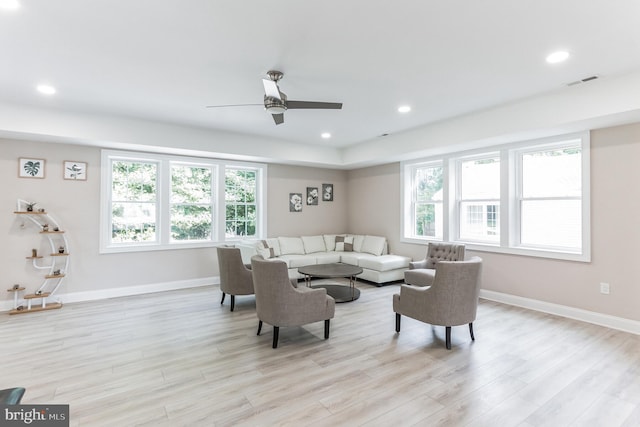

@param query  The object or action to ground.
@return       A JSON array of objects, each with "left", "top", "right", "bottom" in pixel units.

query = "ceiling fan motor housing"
[
  {"left": 266, "top": 70, "right": 284, "bottom": 82},
  {"left": 264, "top": 92, "right": 287, "bottom": 114}
]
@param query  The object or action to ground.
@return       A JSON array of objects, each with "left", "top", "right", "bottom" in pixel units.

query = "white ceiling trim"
[{"left": 1, "top": 69, "right": 640, "bottom": 169}]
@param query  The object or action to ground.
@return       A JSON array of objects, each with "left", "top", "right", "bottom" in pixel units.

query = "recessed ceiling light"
[
  {"left": 398, "top": 105, "right": 411, "bottom": 113},
  {"left": 36, "top": 84, "right": 56, "bottom": 95},
  {"left": 546, "top": 51, "right": 570, "bottom": 64},
  {"left": 321, "top": 132, "right": 331, "bottom": 139},
  {"left": 0, "top": 0, "right": 20, "bottom": 10}
]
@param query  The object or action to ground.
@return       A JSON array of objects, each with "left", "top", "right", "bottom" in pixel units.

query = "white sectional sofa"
[{"left": 237, "top": 234, "right": 411, "bottom": 285}]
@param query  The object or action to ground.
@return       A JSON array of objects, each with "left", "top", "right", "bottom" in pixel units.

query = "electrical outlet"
[{"left": 600, "top": 282, "right": 610, "bottom": 295}]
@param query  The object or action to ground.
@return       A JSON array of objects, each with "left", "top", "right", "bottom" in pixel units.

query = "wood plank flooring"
[{"left": 1, "top": 280, "right": 639, "bottom": 427}]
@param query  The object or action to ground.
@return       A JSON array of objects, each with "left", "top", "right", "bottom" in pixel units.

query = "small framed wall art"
[
  {"left": 289, "top": 193, "right": 303, "bottom": 212},
  {"left": 306, "top": 187, "right": 319, "bottom": 205},
  {"left": 63, "top": 160, "right": 88, "bottom": 181},
  {"left": 322, "top": 183, "right": 334, "bottom": 201},
  {"left": 18, "top": 158, "right": 46, "bottom": 179}
]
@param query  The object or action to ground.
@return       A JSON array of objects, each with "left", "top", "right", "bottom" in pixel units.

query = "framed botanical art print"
[
  {"left": 322, "top": 183, "right": 334, "bottom": 201},
  {"left": 19, "top": 158, "right": 45, "bottom": 178},
  {"left": 289, "top": 193, "right": 303, "bottom": 212},
  {"left": 306, "top": 187, "right": 319, "bottom": 205},
  {"left": 63, "top": 161, "right": 88, "bottom": 180}
]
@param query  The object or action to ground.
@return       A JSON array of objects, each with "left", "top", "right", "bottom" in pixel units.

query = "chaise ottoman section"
[
  {"left": 358, "top": 255, "right": 411, "bottom": 272},
  {"left": 356, "top": 254, "right": 411, "bottom": 285}
]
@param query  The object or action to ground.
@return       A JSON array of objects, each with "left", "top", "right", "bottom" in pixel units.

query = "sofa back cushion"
[
  {"left": 323, "top": 234, "right": 341, "bottom": 251},
  {"left": 361, "top": 235, "right": 387, "bottom": 256},
  {"left": 335, "top": 235, "right": 354, "bottom": 251},
  {"left": 278, "top": 237, "right": 306, "bottom": 255},
  {"left": 350, "top": 235, "right": 365, "bottom": 252},
  {"left": 301, "top": 235, "right": 327, "bottom": 254},
  {"left": 259, "top": 239, "right": 281, "bottom": 259}
]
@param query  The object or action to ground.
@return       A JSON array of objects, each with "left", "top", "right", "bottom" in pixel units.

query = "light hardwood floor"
[{"left": 1, "top": 281, "right": 639, "bottom": 427}]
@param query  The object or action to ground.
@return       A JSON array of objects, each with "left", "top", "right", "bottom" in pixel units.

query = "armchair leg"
[
  {"left": 469, "top": 323, "right": 475, "bottom": 341},
  {"left": 257, "top": 320, "right": 263, "bottom": 336},
  {"left": 220, "top": 292, "right": 226, "bottom": 305},
  {"left": 272, "top": 326, "right": 279, "bottom": 348},
  {"left": 230, "top": 295, "right": 235, "bottom": 312},
  {"left": 395, "top": 313, "right": 401, "bottom": 332},
  {"left": 445, "top": 326, "right": 452, "bottom": 350},
  {"left": 324, "top": 319, "right": 330, "bottom": 339}
]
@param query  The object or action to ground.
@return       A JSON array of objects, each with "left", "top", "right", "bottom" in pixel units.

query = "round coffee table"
[{"left": 298, "top": 263, "right": 363, "bottom": 303}]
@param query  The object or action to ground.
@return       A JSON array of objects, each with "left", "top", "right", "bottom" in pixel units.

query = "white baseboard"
[
  {"left": 480, "top": 289, "right": 640, "bottom": 335},
  {"left": 4, "top": 281, "right": 638, "bottom": 336},
  {"left": 1, "top": 277, "right": 220, "bottom": 312}
]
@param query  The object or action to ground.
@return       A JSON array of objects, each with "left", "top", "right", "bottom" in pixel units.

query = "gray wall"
[
  {"left": 346, "top": 123, "right": 640, "bottom": 322},
  {"left": 0, "top": 139, "right": 347, "bottom": 302},
  {"left": 3, "top": 121, "right": 640, "bottom": 322},
  {"left": 1, "top": 140, "right": 210, "bottom": 296},
  {"left": 266, "top": 164, "right": 348, "bottom": 237}
]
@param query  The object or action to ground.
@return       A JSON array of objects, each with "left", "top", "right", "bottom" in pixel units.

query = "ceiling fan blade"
[
  {"left": 272, "top": 113, "right": 284, "bottom": 125},
  {"left": 263, "top": 79, "right": 282, "bottom": 100},
  {"left": 286, "top": 100, "right": 342, "bottom": 110},
  {"left": 205, "top": 103, "right": 263, "bottom": 108}
]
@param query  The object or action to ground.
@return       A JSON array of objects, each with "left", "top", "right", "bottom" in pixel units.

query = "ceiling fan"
[{"left": 206, "top": 70, "right": 343, "bottom": 125}]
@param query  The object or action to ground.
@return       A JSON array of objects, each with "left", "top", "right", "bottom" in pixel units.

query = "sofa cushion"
[
  {"left": 258, "top": 246, "right": 275, "bottom": 259},
  {"left": 259, "top": 239, "right": 281, "bottom": 258},
  {"left": 350, "top": 235, "right": 365, "bottom": 252},
  {"left": 340, "top": 252, "right": 375, "bottom": 266},
  {"left": 302, "top": 235, "right": 326, "bottom": 254},
  {"left": 323, "top": 234, "right": 342, "bottom": 251},
  {"left": 278, "top": 237, "right": 305, "bottom": 255},
  {"left": 359, "top": 255, "right": 411, "bottom": 272},
  {"left": 404, "top": 268, "right": 436, "bottom": 286},
  {"left": 361, "top": 235, "right": 386, "bottom": 256},
  {"left": 279, "top": 255, "right": 314, "bottom": 269},
  {"left": 335, "top": 235, "right": 353, "bottom": 252},
  {"left": 314, "top": 252, "right": 341, "bottom": 264}
]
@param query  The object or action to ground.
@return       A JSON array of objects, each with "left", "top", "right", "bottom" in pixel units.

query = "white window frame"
[
  {"left": 168, "top": 161, "right": 216, "bottom": 244},
  {"left": 224, "top": 166, "right": 261, "bottom": 239},
  {"left": 401, "top": 160, "right": 446, "bottom": 243},
  {"left": 510, "top": 139, "right": 586, "bottom": 254},
  {"left": 401, "top": 132, "right": 590, "bottom": 262},
  {"left": 100, "top": 150, "right": 267, "bottom": 253},
  {"left": 453, "top": 152, "right": 501, "bottom": 245}
]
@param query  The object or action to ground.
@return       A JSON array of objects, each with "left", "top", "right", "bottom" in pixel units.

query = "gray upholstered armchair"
[
  {"left": 217, "top": 246, "right": 255, "bottom": 312},
  {"left": 393, "top": 256, "right": 482, "bottom": 349},
  {"left": 251, "top": 255, "right": 335, "bottom": 348},
  {"left": 404, "top": 242, "right": 465, "bottom": 287}
]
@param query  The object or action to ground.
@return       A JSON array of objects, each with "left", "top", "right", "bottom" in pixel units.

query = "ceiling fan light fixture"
[
  {"left": 266, "top": 105, "right": 286, "bottom": 115},
  {"left": 264, "top": 93, "right": 287, "bottom": 115}
]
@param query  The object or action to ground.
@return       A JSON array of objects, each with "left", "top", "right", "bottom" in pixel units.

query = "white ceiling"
[{"left": 1, "top": 0, "right": 640, "bottom": 164}]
